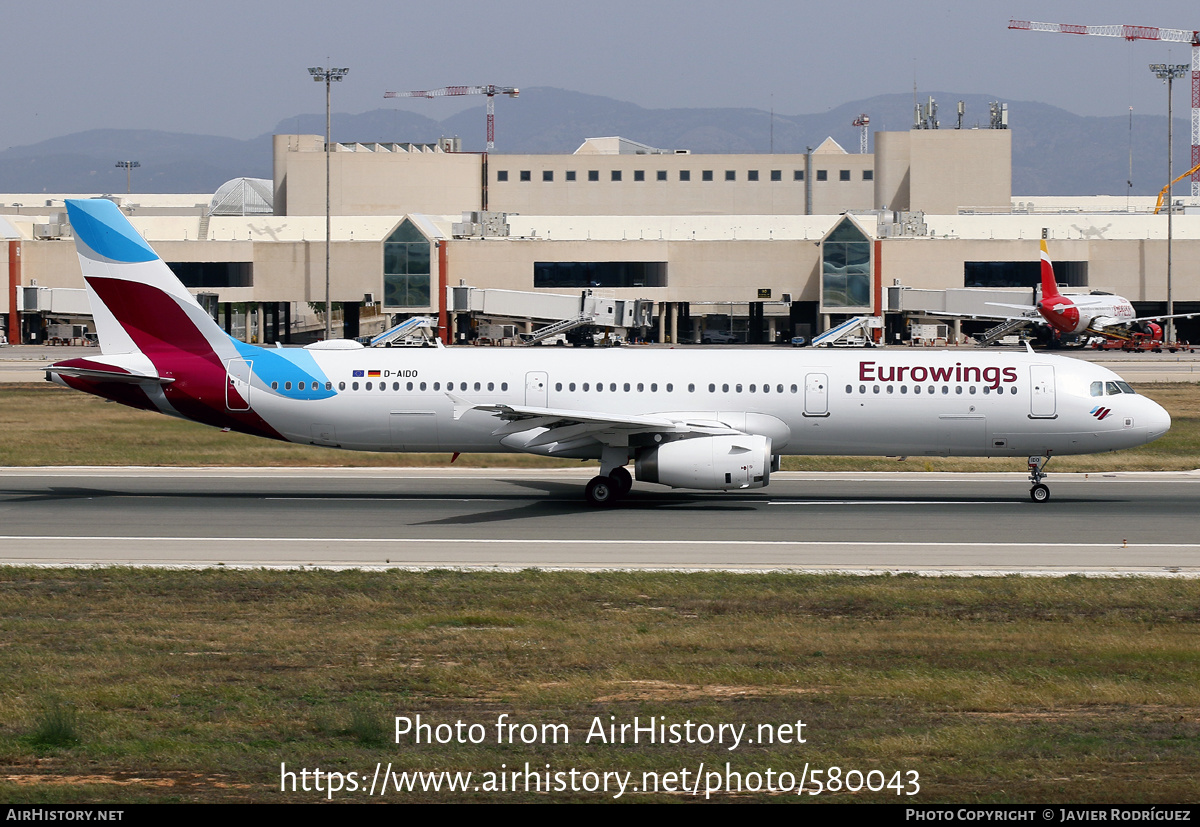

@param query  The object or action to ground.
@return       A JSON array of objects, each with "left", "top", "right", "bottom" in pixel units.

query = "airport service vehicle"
[
  {"left": 48, "top": 199, "right": 1171, "bottom": 505},
  {"left": 988, "top": 240, "right": 1199, "bottom": 342}
]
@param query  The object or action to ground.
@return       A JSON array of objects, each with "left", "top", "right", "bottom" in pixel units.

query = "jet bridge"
[{"left": 446, "top": 286, "right": 654, "bottom": 342}]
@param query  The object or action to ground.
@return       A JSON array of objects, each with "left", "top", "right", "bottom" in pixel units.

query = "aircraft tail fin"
[
  {"left": 64, "top": 198, "right": 229, "bottom": 357},
  {"left": 1039, "top": 239, "right": 1062, "bottom": 300}
]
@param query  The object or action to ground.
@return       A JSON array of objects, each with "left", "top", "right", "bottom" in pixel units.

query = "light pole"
[
  {"left": 308, "top": 64, "right": 349, "bottom": 340},
  {"left": 1150, "top": 63, "right": 1187, "bottom": 344},
  {"left": 115, "top": 160, "right": 139, "bottom": 194}
]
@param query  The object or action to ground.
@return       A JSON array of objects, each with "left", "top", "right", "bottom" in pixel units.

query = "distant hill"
[{"left": 0, "top": 87, "right": 1189, "bottom": 198}]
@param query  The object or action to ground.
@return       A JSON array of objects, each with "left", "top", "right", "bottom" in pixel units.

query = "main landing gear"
[
  {"left": 1027, "top": 454, "right": 1052, "bottom": 503},
  {"left": 585, "top": 466, "right": 633, "bottom": 506}
]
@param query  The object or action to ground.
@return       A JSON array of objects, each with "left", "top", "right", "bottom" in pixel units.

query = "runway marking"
[
  {"left": 768, "top": 500, "right": 1014, "bottom": 506},
  {"left": 1, "top": 535, "right": 1198, "bottom": 549}
]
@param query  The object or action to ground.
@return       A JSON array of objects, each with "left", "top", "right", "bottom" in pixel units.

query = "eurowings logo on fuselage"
[
  {"left": 1091, "top": 406, "right": 1112, "bottom": 420},
  {"left": 859, "top": 361, "right": 1019, "bottom": 390}
]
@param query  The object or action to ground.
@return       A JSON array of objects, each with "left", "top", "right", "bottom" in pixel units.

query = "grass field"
[
  {"left": 0, "top": 382, "right": 1197, "bottom": 471},
  {"left": 0, "top": 570, "right": 1198, "bottom": 804}
]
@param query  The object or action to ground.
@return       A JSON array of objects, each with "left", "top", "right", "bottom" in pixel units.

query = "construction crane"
[
  {"left": 383, "top": 85, "right": 519, "bottom": 151},
  {"left": 1008, "top": 19, "right": 1200, "bottom": 196},
  {"left": 852, "top": 114, "right": 869, "bottom": 154},
  {"left": 1154, "top": 161, "right": 1200, "bottom": 213}
]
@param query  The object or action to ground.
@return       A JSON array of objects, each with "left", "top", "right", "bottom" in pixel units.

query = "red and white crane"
[
  {"left": 1008, "top": 19, "right": 1200, "bottom": 197},
  {"left": 383, "top": 85, "right": 519, "bottom": 151},
  {"left": 852, "top": 114, "right": 870, "bottom": 154}
]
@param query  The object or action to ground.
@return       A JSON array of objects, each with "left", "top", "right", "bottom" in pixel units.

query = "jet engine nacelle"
[{"left": 635, "top": 434, "right": 772, "bottom": 491}]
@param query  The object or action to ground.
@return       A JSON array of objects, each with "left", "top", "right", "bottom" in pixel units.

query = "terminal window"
[
  {"left": 169, "top": 262, "right": 252, "bottom": 289},
  {"left": 748, "top": 170, "right": 759, "bottom": 181},
  {"left": 383, "top": 219, "right": 431, "bottom": 308},
  {"left": 520, "top": 170, "right": 531, "bottom": 182},
  {"left": 863, "top": 170, "right": 874, "bottom": 181},
  {"left": 534, "top": 261, "right": 667, "bottom": 289},
  {"left": 794, "top": 170, "right": 804, "bottom": 181},
  {"left": 566, "top": 170, "right": 576, "bottom": 181},
  {"left": 680, "top": 170, "right": 691, "bottom": 181},
  {"left": 725, "top": 170, "right": 736, "bottom": 181},
  {"left": 771, "top": 170, "right": 781, "bottom": 181},
  {"left": 588, "top": 170, "right": 600, "bottom": 182},
  {"left": 657, "top": 170, "right": 667, "bottom": 181},
  {"left": 816, "top": 170, "right": 828, "bottom": 181},
  {"left": 839, "top": 170, "right": 850, "bottom": 181},
  {"left": 702, "top": 170, "right": 714, "bottom": 181},
  {"left": 965, "top": 260, "right": 1087, "bottom": 289},
  {"left": 543, "top": 170, "right": 554, "bottom": 182},
  {"left": 821, "top": 217, "right": 871, "bottom": 310},
  {"left": 496, "top": 170, "right": 508, "bottom": 182},
  {"left": 634, "top": 170, "right": 645, "bottom": 181},
  {"left": 611, "top": 170, "right": 622, "bottom": 181}
]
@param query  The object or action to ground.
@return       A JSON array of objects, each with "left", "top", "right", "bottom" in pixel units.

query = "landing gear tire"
[
  {"left": 609, "top": 466, "right": 633, "bottom": 496},
  {"left": 585, "top": 475, "right": 617, "bottom": 507},
  {"left": 1030, "top": 483, "right": 1050, "bottom": 503}
]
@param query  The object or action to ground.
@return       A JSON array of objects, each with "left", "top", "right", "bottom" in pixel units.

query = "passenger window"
[
  {"left": 326, "top": 382, "right": 332, "bottom": 391},
  {"left": 955, "top": 386, "right": 962, "bottom": 395},
  {"left": 569, "top": 383, "right": 576, "bottom": 391},
  {"left": 859, "top": 385, "right": 865, "bottom": 393},
  {"left": 750, "top": 384, "right": 756, "bottom": 393},
  {"left": 285, "top": 381, "right": 292, "bottom": 390},
  {"left": 624, "top": 383, "right": 630, "bottom": 392},
  {"left": 474, "top": 382, "right": 481, "bottom": 391},
  {"left": 736, "top": 384, "right": 743, "bottom": 393},
  {"left": 777, "top": 384, "right": 783, "bottom": 393},
  {"left": 583, "top": 383, "right": 590, "bottom": 391},
  {"left": 790, "top": 384, "right": 798, "bottom": 393},
  {"left": 407, "top": 382, "right": 413, "bottom": 391},
  {"left": 488, "top": 382, "right": 495, "bottom": 391},
  {"left": 886, "top": 385, "right": 893, "bottom": 394},
  {"left": 650, "top": 383, "right": 658, "bottom": 392},
  {"left": 555, "top": 382, "right": 562, "bottom": 391},
  {"left": 901, "top": 386, "right": 907, "bottom": 394},
  {"left": 352, "top": 382, "right": 359, "bottom": 391},
  {"left": 637, "top": 383, "right": 644, "bottom": 392},
  {"left": 722, "top": 384, "right": 729, "bottom": 393},
  {"left": 597, "top": 383, "right": 604, "bottom": 392},
  {"left": 969, "top": 386, "right": 976, "bottom": 395},
  {"left": 610, "top": 383, "right": 616, "bottom": 392},
  {"left": 298, "top": 382, "right": 306, "bottom": 390},
  {"left": 393, "top": 382, "right": 399, "bottom": 391},
  {"left": 914, "top": 386, "right": 920, "bottom": 394},
  {"left": 1010, "top": 386, "right": 1018, "bottom": 394},
  {"left": 501, "top": 382, "right": 508, "bottom": 391},
  {"left": 983, "top": 386, "right": 990, "bottom": 394},
  {"left": 271, "top": 382, "right": 278, "bottom": 390},
  {"left": 419, "top": 382, "right": 427, "bottom": 391},
  {"left": 338, "top": 382, "right": 345, "bottom": 391},
  {"left": 365, "top": 382, "right": 372, "bottom": 390},
  {"left": 433, "top": 382, "right": 440, "bottom": 390},
  {"left": 874, "top": 385, "right": 880, "bottom": 394}
]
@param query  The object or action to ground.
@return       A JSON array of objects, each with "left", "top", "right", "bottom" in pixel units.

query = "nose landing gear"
[{"left": 1028, "top": 454, "right": 1052, "bottom": 502}]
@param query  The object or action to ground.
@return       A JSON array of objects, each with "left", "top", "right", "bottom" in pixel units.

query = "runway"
[{"left": 2, "top": 467, "right": 1198, "bottom": 574}]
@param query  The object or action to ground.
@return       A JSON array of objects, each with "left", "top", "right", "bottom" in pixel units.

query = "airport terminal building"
[{"left": 3, "top": 122, "right": 1199, "bottom": 346}]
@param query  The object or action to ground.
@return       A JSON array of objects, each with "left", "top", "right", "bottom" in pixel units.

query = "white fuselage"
[{"left": 242, "top": 347, "right": 1169, "bottom": 460}]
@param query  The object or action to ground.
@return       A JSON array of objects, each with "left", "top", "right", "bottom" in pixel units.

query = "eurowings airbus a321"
[{"left": 48, "top": 199, "right": 1171, "bottom": 505}]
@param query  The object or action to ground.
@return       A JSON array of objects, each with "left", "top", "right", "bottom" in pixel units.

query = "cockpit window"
[
  {"left": 1106, "top": 381, "right": 1121, "bottom": 396},
  {"left": 1091, "top": 381, "right": 1103, "bottom": 397},
  {"left": 1116, "top": 381, "right": 1135, "bottom": 395}
]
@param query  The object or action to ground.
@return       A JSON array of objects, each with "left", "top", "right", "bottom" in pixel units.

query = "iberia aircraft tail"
[
  {"left": 48, "top": 198, "right": 287, "bottom": 438},
  {"left": 1039, "top": 239, "right": 1062, "bottom": 300}
]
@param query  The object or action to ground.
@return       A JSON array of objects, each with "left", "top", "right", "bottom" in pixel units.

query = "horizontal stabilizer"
[{"left": 47, "top": 356, "right": 171, "bottom": 385}]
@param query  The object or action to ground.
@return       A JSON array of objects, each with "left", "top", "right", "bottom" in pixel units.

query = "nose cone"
[{"left": 1144, "top": 400, "right": 1172, "bottom": 442}]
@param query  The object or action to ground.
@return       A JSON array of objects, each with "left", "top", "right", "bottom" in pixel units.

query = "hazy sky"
[{"left": 3, "top": 0, "right": 1198, "bottom": 148}]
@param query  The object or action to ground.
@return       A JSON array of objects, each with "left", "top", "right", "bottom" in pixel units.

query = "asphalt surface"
[{"left": 1, "top": 468, "right": 1197, "bottom": 574}]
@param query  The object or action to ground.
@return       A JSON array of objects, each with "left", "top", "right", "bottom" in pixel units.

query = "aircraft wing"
[
  {"left": 1127, "top": 311, "right": 1200, "bottom": 324},
  {"left": 449, "top": 393, "right": 740, "bottom": 452}
]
